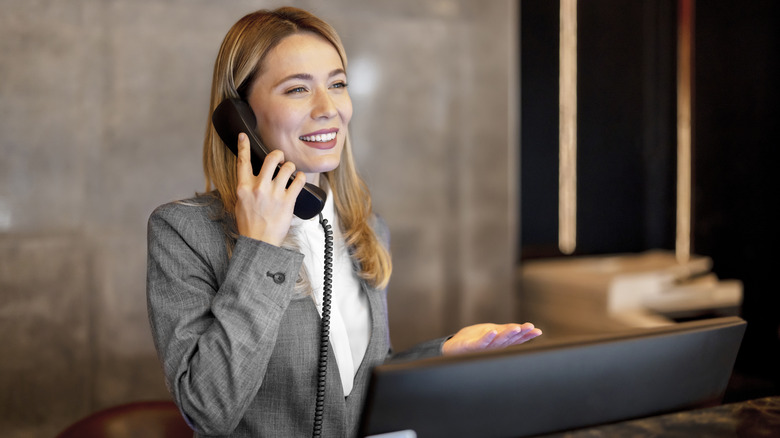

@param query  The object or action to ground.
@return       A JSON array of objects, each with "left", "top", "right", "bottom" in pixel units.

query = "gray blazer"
[{"left": 146, "top": 195, "right": 444, "bottom": 437}]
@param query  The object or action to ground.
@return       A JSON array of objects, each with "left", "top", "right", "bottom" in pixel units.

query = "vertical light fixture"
[
  {"left": 676, "top": 0, "right": 694, "bottom": 263},
  {"left": 559, "top": 0, "right": 578, "bottom": 254}
]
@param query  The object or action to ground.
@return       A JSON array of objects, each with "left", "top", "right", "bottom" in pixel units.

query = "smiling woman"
[{"left": 145, "top": 6, "right": 541, "bottom": 438}]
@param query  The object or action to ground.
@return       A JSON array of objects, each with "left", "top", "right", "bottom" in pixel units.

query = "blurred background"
[{"left": 0, "top": 0, "right": 777, "bottom": 437}]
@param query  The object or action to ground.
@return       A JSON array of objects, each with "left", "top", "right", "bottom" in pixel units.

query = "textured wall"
[{"left": 0, "top": 1, "right": 518, "bottom": 436}]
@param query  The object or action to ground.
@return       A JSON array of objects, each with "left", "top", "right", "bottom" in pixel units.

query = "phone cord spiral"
[{"left": 312, "top": 213, "right": 333, "bottom": 438}]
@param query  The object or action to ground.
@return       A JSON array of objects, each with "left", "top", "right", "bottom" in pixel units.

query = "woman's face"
[{"left": 247, "top": 32, "right": 352, "bottom": 184}]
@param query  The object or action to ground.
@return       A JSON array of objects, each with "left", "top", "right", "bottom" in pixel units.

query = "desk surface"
[{"left": 538, "top": 396, "right": 780, "bottom": 438}]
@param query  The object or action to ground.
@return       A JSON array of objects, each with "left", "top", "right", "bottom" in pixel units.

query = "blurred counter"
[{"left": 537, "top": 396, "right": 780, "bottom": 438}]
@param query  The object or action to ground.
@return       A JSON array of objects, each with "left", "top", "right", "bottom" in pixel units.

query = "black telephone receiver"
[{"left": 212, "top": 98, "right": 327, "bottom": 220}]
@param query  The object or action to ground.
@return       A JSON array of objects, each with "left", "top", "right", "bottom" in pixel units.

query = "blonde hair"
[{"left": 202, "top": 7, "right": 391, "bottom": 289}]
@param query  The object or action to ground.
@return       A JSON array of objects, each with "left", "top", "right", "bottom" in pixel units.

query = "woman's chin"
[{"left": 303, "top": 157, "right": 341, "bottom": 175}]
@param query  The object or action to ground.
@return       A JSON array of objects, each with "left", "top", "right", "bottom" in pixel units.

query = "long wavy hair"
[{"left": 202, "top": 7, "right": 391, "bottom": 289}]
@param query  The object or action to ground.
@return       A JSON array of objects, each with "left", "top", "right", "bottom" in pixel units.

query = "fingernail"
[{"left": 238, "top": 133, "right": 247, "bottom": 141}]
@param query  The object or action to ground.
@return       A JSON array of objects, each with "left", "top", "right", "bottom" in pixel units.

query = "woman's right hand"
[{"left": 234, "top": 132, "right": 307, "bottom": 246}]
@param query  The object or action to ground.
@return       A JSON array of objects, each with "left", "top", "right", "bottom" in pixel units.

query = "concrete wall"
[{"left": 0, "top": 1, "right": 518, "bottom": 436}]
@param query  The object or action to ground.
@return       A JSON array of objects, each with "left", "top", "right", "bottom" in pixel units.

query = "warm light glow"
[
  {"left": 676, "top": 0, "right": 694, "bottom": 264},
  {"left": 559, "top": 0, "right": 577, "bottom": 255}
]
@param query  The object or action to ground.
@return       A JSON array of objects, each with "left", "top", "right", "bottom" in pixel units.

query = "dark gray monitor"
[{"left": 359, "top": 316, "right": 746, "bottom": 438}]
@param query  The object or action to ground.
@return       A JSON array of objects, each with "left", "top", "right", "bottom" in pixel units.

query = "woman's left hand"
[{"left": 442, "top": 322, "right": 542, "bottom": 356}]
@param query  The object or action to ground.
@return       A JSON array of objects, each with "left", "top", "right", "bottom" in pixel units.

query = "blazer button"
[{"left": 267, "top": 271, "right": 285, "bottom": 284}]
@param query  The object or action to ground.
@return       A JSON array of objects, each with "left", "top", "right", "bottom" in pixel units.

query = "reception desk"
[{"left": 537, "top": 396, "right": 780, "bottom": 437}]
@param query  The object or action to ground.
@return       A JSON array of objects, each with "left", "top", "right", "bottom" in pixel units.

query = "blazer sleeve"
[
  {"left": 388, "top": 337, "right": 451, "bottom": 363},
  {"left": 146, "top": 202, "right": 304, "bottom": 435}
]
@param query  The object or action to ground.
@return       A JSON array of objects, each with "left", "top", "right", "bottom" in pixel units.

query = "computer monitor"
[{"left": 359, "top": 316, "right": 746, "bottom": 438}]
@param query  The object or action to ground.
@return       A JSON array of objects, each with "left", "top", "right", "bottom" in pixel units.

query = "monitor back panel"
[{"left": 360, "top": 317, "right": 746, "bottom": 438}]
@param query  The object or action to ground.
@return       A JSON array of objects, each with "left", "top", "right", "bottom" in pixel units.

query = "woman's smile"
[{"left": 299, "top": 128, "right": 339, "bottom": 149}]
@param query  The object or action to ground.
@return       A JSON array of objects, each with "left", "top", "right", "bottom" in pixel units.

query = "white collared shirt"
[{"left": 291, "top": 185, "right": 370, "bottom": 396}]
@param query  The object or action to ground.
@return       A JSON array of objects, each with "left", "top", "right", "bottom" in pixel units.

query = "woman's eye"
[
  {"left": 331, "top": 81, "right": 348, "bottom": 89},
  {"left": 286, "top": 86, "right": 307, "bottom": 94}
]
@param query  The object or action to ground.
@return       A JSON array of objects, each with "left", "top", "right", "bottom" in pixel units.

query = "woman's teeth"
[{"left": 299, "top": 132, "right": 337, "bottom": 142}]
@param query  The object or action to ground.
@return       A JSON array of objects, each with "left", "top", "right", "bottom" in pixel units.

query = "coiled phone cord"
[{"left": 312, "top": 213, "right": 333, "bottom": 438}]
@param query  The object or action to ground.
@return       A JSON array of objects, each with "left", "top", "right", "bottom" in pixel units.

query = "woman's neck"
[{"left": 305, "top": 172, "right": 320, "bottom": 186}]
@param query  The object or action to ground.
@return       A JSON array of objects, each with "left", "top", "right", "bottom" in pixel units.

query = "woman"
[{"left": 147, "top": 7, "right": 541, "bottom": 437}]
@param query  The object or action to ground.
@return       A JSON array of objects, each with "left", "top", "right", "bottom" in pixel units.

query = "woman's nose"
[{"left": 311, "top": 88, "right": 337, "bottom": 119}]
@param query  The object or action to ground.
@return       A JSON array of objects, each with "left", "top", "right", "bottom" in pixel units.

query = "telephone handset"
[{"left": 211, "top": 98, "right": 327, "bottom": 220}]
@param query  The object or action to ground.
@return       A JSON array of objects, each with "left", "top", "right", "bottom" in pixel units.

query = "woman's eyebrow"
[
  {"left": 274, "top": 69, "right": 347, "bottom": 88},
  {"left": 329, "top": 68, "right": 347, "bottom": 78},
  {"left": 274, "top": 73, "right": 312, "bottom": 88}
]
